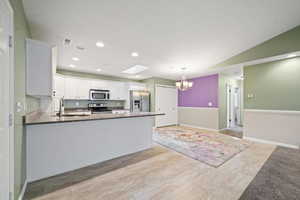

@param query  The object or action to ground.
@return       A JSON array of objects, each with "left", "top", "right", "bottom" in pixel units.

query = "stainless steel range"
[
  {"left": 88, "top": 103, "right": 112, "bottom": 113},
  {"left": 88, "top": 102, "right": 125, "bottom": 113}
]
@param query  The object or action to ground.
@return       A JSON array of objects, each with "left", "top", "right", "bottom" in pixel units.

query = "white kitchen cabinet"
[
  {"left": 64, "top": 76, "right": 91, "bottom": 99},
  {"left": 128, "top": 82, "right": 146, "bottom": 90},
  {"left": 54, "top": 74, "right": 65, "bottom": 98},
  {"left": 90, "top": 80, "right": 108, "bottom": 90},
  {"left": 26, "top": 39, "right": 57, "bottom": 97},
  {"left": 109, "top": 81, "right": 126, "bottom": 100},
  {"left": 76, "top": 78, "right": 91, "bottom": 99},
  {"left": 53, "top": 74, "right": 144, "bottom": 104},
  {"left": 64, "top": 76, "right": 77, "bottom": 99},
  {"left": 53, "top": 74, "right": 66, "bottom": 111}
]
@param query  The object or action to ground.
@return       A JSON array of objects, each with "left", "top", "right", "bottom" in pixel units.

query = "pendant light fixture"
[{"left": 175, "top": 67, "right": 193, "bottom": 91}]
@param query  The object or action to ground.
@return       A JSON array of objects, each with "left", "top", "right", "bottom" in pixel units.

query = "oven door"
[{"left": 90, "top": 92, "right": 108, "bottom": 100}]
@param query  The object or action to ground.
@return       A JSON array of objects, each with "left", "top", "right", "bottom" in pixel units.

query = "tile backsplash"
[{"left": 63, "top": 99, "right": 126, "bottom": 109}]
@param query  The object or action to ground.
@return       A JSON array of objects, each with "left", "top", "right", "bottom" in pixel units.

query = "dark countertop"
[{"left": 25, "top": 112, "right": 164, "bottom": 125}]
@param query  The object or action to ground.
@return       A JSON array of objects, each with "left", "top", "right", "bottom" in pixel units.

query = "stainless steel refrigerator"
[{"left": 130, "top": 90, "right": 150, "bottom": 112}]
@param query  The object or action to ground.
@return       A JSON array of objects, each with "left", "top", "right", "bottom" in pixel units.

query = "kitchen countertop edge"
[{"left": 25, "top": 112, "right": 164, "bottom": 126}]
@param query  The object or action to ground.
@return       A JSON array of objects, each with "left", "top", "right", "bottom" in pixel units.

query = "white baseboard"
[
  {"left": 18, "top": 179, "right": 28, "bottom": 200},
  {"left": 179, "top": 123, "right": 219, "bottom": 132},
  {"left": 243, "top": 137, "right": 299, "bottom": 149}
]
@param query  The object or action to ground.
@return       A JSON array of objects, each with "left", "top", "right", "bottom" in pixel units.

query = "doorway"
[
  {"left": 0, "top": 0, "right": 14, "bottom": 199},
  {"left": 227, "top": 84, "right": 242, "bottom": 128}
]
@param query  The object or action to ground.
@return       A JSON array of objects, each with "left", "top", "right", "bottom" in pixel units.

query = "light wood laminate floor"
[{"left": 25, "top": 129, "right": 276, "bottom": 200}]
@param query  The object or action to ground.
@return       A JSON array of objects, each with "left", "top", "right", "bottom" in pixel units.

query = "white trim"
[
  {"left": 18, "top": 180, "right": 28, "bottom": 200},
  {"left": 1, "top": 0, "right": 15, "bottom": 199},
  {"left": 243, "top": 137, "right": 299, "bottom": 149},
  {"left": 244, "top": 109, "right": 300, "bottom": 115},
  {"left": 178, "top": 106, "right": 218, "bottom": 110},
  {"left": 179, "top": 123, "right": 219, "bottom": 132}
]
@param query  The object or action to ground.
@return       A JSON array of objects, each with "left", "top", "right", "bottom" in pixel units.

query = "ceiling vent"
[
  {"left": 76, "top": 45, "right": 85, "bottom": 51},
  {"left": 63, "top": 38, "right": 72, "bottom": 46}
]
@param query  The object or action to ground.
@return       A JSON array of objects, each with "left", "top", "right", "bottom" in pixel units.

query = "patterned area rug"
[{"left": 153, "top": 126, "right": 251, "bottom": 167}]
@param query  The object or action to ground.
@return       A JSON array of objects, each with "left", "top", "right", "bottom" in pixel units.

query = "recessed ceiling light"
[
  {"left": 69, "top": 64, "right": 76, "bottom": 68},
  {"left": 72, "top": 57, "right": 79, "bottom": 61},
  {"left": 122, "top": 65, "right": 148, "bottom": 74},
  {"left": 131, "top": 52, "right": 139, "bottom": 57},
  {"left": 96, "top": 41, "right": 104, "bottom": 48},
  {"left": 96, "top": 68, "right": 102, "bottom": 72},
  {"left": 287, "top": 54, "right": 297, "bottom": 58}
]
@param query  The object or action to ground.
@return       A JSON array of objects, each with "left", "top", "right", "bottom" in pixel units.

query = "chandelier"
[{"left": 175, "top": 68, "right": 193, "bottom": 91}]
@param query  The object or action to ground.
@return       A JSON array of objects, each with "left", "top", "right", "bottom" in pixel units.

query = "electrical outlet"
[
  {"left": 16, "top": 102, "right": 23, "bottom": 112},
  {"left": 247, "top": 94, "right": 254, "bottom": 99}
]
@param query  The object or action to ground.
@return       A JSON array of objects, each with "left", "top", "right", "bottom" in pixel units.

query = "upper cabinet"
[
  {"left": 52, "top": 74, "right": 147, "bottom": 102},
  {"left": 127, "top": 82, "right": 147, "bottom": 91},
  {"left": 26, "top": 39, "right": 57, "bottom": 97},
  {"left": 64, "top": 76, "right": 91, "bottom": 99},
  {"left": 53, "top": 74, "right": 65, "bottom": 98}
]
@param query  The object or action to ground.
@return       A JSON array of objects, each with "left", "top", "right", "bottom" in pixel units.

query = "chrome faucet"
[{"left": 58, "top": 97, "right": 65, "bottom": 117}]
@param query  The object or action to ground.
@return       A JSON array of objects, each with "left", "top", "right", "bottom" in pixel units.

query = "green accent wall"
[
  {"left": 9, "top": 0, "right": 40, "bottom": 198},
  {"left": 244, "top": 57, "right": 300, "bottom": 111},
  {"left": 142, "top": 78, "right": 175, "bottom": 112},
  {"left": 212, "top": 25, "right": 300, "bottom": 69},
  {"left": 214, "top": 25, "right": 300, "bottom": 128}
]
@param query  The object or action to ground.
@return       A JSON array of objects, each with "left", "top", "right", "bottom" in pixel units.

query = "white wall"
[
  {"left": 244, "top": 109, "right": 300, "bottom": 149},
  {"left": 178, "top": 107, "right": 219, "bottom": 131}
]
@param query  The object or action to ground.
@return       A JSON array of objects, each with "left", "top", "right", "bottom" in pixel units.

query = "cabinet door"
[
  {"left": 75, "top": 78, "right": 91, "bottom": 99},
  {"left": 54, "top": 75, "right": 65, "bottom": 98},
  {"left": 128, "top": 82, "right": 146, "bottom": 90},
  {"left": 91, "top": 80, "right": 108, "bottom": 90},
  {"left": 64, "top": 76, "right": 77, "bottom": 99},
  {"left": 26, "top": 39, "right": 57, "bottom": 96},
  {"left": 109, "top": 81, "right": 126, "bottom": 100}
]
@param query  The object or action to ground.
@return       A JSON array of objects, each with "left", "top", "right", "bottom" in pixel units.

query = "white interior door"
[
  {"left": 155, "top": 85, "right": 178, "bottom": 127},
  {"left": 0, "top": 0, "right": 13, "bottom": 199}
]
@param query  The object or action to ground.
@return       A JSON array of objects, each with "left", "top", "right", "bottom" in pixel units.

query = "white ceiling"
[{"left": 23, "top": 0, "right": 300, "bottom": 80}]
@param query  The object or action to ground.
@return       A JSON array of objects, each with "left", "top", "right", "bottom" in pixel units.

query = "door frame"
[
  {"left": 226, "top": 84, "right": 233, "bottom": 128},
  {"left": 1, "top": 0, "right": 15, "bottom": 198}
]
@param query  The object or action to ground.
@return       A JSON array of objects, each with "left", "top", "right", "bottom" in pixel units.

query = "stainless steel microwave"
[{"left": 89, "top": 89, "right": 110, "bottom": 100}]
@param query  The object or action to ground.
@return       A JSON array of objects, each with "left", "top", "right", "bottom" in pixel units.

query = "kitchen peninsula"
[{"left": 25, "top": 112, "right": 164, "bottom": 182}]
